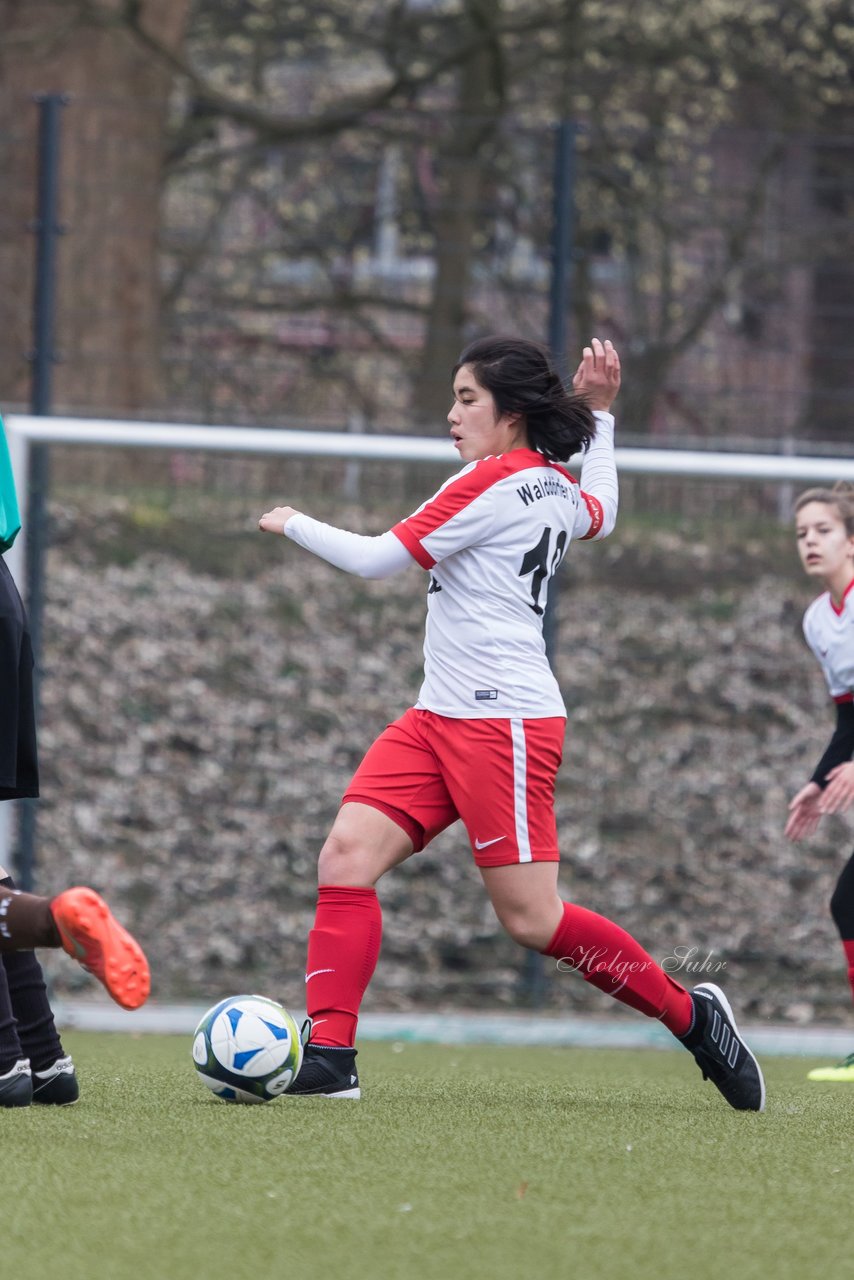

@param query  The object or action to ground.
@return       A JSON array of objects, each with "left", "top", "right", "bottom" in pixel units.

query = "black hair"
[{"left": 453, "top": 335, "right": 595, "bottom": 461}]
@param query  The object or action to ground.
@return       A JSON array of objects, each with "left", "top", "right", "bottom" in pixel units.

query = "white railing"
[
  {"left": 8, "top": 412, "right": 854, "bottom": 478},
  {"left": 7, "top": 411, "right": 854, "bottom": 579}
]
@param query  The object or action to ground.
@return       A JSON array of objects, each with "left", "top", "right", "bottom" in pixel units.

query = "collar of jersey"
[
  {"left": 829, "top": 576, "right": 854, "bottom": 617},
  {"left": 478, "top": 448, "right": 576, "bottom": 483}
]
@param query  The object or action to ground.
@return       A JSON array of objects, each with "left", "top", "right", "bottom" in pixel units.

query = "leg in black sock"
[
  {"left": 0, "top": 955, "right": 24, "bottom": 1075},
  {"left": 829, "top": 850, "right": 854, "bottom": 942},
  {"left": 829, "top": 850, "right": 854, "bottom": 1005},
  {"left": 0, "top": 877, "right": 64, "bottom": 1071}
]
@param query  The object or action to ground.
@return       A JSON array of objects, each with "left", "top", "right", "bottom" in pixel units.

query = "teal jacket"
[{"left": 0, "top": 415, "right": 21, "bottom": 552}]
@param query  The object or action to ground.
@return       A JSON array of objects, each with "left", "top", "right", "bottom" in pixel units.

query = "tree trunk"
[
  {"left": 413, "top": 146, "right": 486, "bottom": 429},
  {"left": 807, "top": 130, "right": 854, "bottom": 444},
  {"left": 0, "top": 0, "right": 191, "bottom": 417},
  {"left": 412, "top": 7, "right": 505, "bottom": 428}
]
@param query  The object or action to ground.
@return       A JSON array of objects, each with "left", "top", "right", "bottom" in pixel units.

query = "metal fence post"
[
  {"left": 16, "top": 92, "right": 67, "bottom": 892},
  {"left": 542, "top": 119, "right": 577, "bottom": 667},
  {"left": 521, "top": 119, "right": 578, "bottom": 1009},
  {"left": 547, "top": 119, "right": 578, "bottom": 383}
]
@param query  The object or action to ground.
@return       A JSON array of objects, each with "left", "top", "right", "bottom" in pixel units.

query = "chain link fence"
[
  {"left": 1, "top": 93, "right": 854, "bottom": 1021},
  {"left": 2, "top": 93, "right": 853, "bottom": 441}
]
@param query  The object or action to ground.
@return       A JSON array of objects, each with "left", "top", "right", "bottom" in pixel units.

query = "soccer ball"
[{"left": 192, "top": 994, "right": 304, "bottom": 1104}]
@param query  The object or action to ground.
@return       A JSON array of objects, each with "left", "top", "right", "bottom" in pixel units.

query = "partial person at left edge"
[{"left": 0, "top": 412, "right": 151, "bottom": 1107}]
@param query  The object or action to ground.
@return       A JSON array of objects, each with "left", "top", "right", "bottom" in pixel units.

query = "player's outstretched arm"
[
  {"left": 258, "top": 505, "right": 414, "bottom": 579},
  {"left": 571, "top": 337, "right": 620, "bottom": 541}
]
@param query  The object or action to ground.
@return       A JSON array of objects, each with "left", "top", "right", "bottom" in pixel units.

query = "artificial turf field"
[{"left": 3, "top": 1032, "right": 851, "bottom": 1280}]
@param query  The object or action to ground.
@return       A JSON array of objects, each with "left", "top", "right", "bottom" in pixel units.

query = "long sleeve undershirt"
[
  {"left": 812, "top": 700, "right": 854, "bottom": 788},
  {"left": 284, "top": 412, "right": 618, "bottom": 578},
  {"left": 575, "top": 413, "right": 618, "bottom": 540},
  {"left": 284, "top": 520, "right": 410, "bottom": 579}
]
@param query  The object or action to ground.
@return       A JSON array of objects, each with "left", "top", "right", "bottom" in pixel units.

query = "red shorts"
[{"left": 342, "top": 707, "right": 565, "bottom": 867}]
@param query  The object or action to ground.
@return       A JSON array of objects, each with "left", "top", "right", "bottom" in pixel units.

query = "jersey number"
[{"left": 519, "top": 526, "right": 567, "bottom": 615}]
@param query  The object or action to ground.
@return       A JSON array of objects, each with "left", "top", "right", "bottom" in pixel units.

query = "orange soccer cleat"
[{"left": 50, "top": 887, "right": 150, "bottom": 1010}]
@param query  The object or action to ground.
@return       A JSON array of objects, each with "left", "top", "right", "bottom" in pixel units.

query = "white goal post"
[{"left": 6, "top": 411, "right": 854, "bottom": 585}]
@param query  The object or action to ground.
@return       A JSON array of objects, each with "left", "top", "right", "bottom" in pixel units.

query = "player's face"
[
  {"left": 796, "top": 502, "right": 854, "bottom": 585},
  {"left": 448, "top": 366, "right": 527, "bottom": 462}
]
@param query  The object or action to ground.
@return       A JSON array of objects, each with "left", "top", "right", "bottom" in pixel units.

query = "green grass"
[{"left": 3, "top": 1034, "right": 852, "bottom": 1279}]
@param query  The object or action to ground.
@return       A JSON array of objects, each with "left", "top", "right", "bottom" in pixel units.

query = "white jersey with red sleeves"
[
  {"left": 392, "top": 446, "right": 607, "bottom": 718},
  {"left": 803, "top": 578, "right": 854, "bottom": 703}
]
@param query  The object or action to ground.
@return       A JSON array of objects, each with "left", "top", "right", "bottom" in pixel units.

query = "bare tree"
[
  {"left": 1, "top": 0, "right": 851, "bottom": 433},
  {"left": 0, "top": 0, "right": 192, "bottom": 415}
]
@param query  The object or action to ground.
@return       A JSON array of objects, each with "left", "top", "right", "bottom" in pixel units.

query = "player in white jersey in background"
[
  {"left": 786, "top": 483, "right": 854, "bottom": 1081},
  {"left": 259, "top": 335, "right": 764, "bottom": 1111}
]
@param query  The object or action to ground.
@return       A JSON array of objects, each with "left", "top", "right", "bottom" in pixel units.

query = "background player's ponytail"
[
  {"left": 454, "top": 336, "right": 595, "bottom": 462},
  {"left": 794, "top": 482, "right": 854, "bottom": 535}
]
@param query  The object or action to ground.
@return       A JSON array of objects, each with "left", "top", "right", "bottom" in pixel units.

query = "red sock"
[
  {"left": 304, "top": 885, "right": 382, "bottom": 1048},
  {"left": 542, "top": 901, "right": 693, "bottom": 1037},
  {"left": 842, "top": 940, "right": 854, "bottom": 1004}
]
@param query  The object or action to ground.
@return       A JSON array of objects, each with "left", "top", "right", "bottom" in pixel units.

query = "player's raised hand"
[
  {"left": 784, "top": 780, "right": 824, "bottom": 841},
  {"left": 572, "top": 337, "right": 621, "bottom": 412},
  {"left": 259, "top": 505, "right": 300, "bottom": 534}
]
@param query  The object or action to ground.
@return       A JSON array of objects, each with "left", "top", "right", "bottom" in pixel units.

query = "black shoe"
[
  {"left": 288, "top": 1044, "right": 360, "bottom": 1099},
  {"left": 680, "top": 983, "right": 765, "bottom": 1112},
  {"left": 0, "top": 1058, "right": 33, "bottom": 1108},
  {"left": 32, "top": 1055, "right": 80, "bottom": 1105}
]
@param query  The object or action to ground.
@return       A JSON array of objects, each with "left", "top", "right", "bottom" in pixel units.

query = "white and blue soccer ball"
[{"left": 192, "top": 994, "right": 303, "bottom": 1104}]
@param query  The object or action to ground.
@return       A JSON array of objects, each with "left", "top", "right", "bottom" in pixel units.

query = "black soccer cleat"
[
  {"left": 32, "top": 1054, "right": 80, "bottom": 1106},
  {"left": 287, "top": 1044, "right": 360, "bottom": 1099},
  {"left": 680, "top": 983, "right": 765, "bottom": 1112},
  {"left": 0, "top": 1058, "right": 33, "bottom": 1108}
]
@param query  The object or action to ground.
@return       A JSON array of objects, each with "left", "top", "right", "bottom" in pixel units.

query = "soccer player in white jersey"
[
  {"left": 259, "top": 336, "right": 764, "bottom": 1110},
  {"left": 786, "top": 484, "right": 854, "bottom": 1081}
]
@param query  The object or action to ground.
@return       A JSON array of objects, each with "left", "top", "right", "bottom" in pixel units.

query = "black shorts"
[{"left": 0, "top": 557, "right": 39, "bottom": 800}]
